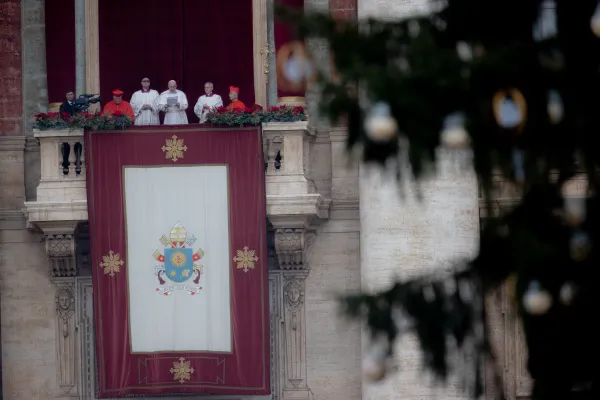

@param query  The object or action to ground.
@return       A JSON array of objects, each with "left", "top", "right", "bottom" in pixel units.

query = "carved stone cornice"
[
  {"left": 0, "top": 135, "right": 26, "bottom": 151},
  {"left": 45, "top": 233, "right": 77, "bottom": 278},
  {"left": 274, "top": 228, "right": 316, "bottom": 271}
]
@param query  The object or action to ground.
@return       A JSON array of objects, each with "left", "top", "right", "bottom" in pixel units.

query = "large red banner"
[{"left": 86, "top": 126, "right": 269, "bottom": 397}]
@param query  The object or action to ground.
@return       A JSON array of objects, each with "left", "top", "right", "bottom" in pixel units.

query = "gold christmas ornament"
[
  {"left": 492, "top": 88, "right": 527, "bottom": 132},
  {"left": 276, "top": 41, "right": 315, "bottom": 93},
  {"left": 591, "top": 4, "right": 600, "bottom": 37}
]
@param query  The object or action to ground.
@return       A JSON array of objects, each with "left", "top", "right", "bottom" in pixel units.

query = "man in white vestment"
[
  {"left": 129, "top": 77, "right": 160, "bottom": 125},
  {"left": 155, "top": 80, "right": 189, "bottom": 125},
  {"left": 193, "top": 82, "right": 223, "bottom": 123}
]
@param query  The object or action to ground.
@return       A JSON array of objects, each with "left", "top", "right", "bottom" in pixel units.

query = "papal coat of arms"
[{"left": 152, "top": 222, "right": 204, "bottom": 296}]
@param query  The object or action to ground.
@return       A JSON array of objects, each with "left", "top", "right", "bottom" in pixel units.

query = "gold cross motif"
[
  {"left": 161, "top": 135, "right": 188, "bottom": 162},
  {"left": 260, "top": 43, "right": 274, "bottom": 74}
]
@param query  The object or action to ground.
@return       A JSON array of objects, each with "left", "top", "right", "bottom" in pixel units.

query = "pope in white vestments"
[
  {"left": 155, "top": 80, "right": 189, "bottom": 125},
  {"left": 193, "top": 82, "right": 223, "bottom": 123},
  {"left": 130, "top": 77, "right": 160, "bottom": 125}
]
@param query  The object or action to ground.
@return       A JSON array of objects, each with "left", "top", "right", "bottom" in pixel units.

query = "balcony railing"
[
  {"left": 24, "top": 128, "right": 88, "bottom": 232},
  {"left": 24, "top": 121, "right": 329, "bottom": 234}
]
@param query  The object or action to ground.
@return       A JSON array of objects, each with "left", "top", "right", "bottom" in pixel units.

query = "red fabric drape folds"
[
  {"left": 98, "top": 0, "right": 255, "bottom": 122},
  {"left": 45, "top": 0, "right": 75, "bottom": 103},
  {"left": 86, "top": 126, "right": 269, "bottom": 397}
]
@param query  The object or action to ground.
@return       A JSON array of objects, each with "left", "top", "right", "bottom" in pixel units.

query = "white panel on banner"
[{"left": 124, "top": 165, "right": 232, "bottom": 353}]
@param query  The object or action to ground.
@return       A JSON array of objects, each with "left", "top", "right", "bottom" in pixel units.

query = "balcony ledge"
[{"left": 24, "top": 122, "right": 330, "bottom": 235}]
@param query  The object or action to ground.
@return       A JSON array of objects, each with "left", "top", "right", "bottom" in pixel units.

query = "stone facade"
[{"left": 0, "top": 1, "right": 532, "bottom": 400}]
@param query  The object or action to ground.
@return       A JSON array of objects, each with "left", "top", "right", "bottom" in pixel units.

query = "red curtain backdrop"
[
  {"left": 98, "top": 0, "right": 255, "bottom": 123},
  {"left": 86, "top": 125, "right": 269, "bottom": 397},
  {"left": 45, "top": 0, "right": 75, "bottom": 103},
  {"left": 274, "top": 0, "right": 304, "bottom": 98}
]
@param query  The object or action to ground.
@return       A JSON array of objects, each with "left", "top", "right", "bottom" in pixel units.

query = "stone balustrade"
[{"left": 24, "top": 122, "right": 329, "bottom": 236}]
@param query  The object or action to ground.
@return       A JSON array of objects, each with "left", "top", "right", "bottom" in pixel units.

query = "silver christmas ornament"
[
  {"left": 559, "top": 282, "right": 576, "bottom": 306},
  {"left": 547, "top": 90, "right": 564, "bottom": 124},
  {"left": 512, "top": 149, "right": 525, "bottom": 183},
  {"left": 570, "top": 231, "right": 591, "bottom": 261},
  {"left": 523, "top": 281, "right": 552, "bottom": 315},
  {"left": 440, "top": 113, "right": 470, "bottom": 149},
  {"left": 456, "top": 41, "right": 473, "bottom": 62},
  {"left": 363, "top": 335, "right": 389, "bottom": 382},
  {"left": 363, "top": 358, "right": 386, "bottom": 382},
  {"left": 364, "top": 102, "right": 398, "bottom": 142}
]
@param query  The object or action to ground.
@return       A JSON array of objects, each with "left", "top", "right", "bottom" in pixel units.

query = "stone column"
[
  {"left": 253, "top": 0, "right": 269, "bottom": 108},
  {"left": 266, "top": 0, "right": 278, "bottom": 107},
  {"left": 75, "top": 0, "right": 85, "bottom": 95},
  {"left": 84, "top": 0, "right": 99, "bottom": 112},
  {"left": 271, "top": 222, "right": 317, "bottom": 400}
]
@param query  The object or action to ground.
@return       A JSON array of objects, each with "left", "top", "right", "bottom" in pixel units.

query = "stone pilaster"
[
  {"left": 0, "top": 0, "right": 23, "bottom": 136},
  {"left": 54, "top": 278, "right": 78, "bottom": 396},
  {"left": 0, "top": 136, "right": 26, "bottom": 228},
  {"left": 21, "top": 0, "right": 48, "bottom": 202},
  {"left": 271, "top": 222, "right": 317, "bottom": 400}
]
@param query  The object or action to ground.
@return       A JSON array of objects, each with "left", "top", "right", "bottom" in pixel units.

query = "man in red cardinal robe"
[
  {"left": 225, "top": 86, "right": 246, "bottom": 111},
  {"left": 102, "top": 89, "right": 135, "bottom": 121}
]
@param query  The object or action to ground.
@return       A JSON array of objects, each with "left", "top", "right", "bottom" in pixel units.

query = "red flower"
[
  {"left": 244, "top": 107, "right": 253, "bottom": 113},
  {"left": 269, "top": 106, "right": 280, "bottom": 112},
  {"left": 61, "top": 112, "right": 70, "bottom": 120},
  {"left": 293, "top": 106, "right": 304, "bottom": 114},
  {"left": 253, "top": 104, "right": 263, "bottom": 111},
  {"left": 216, "top": 106, "right": 226, "bottom": 113},
  {"left": 112, "top": 110, "right": 124, "bottom": 117}
]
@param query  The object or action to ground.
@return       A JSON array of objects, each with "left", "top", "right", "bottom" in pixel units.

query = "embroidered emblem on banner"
[
  {"left": 170, "top": 357, "right": 195, "bottom": 384},
  {"left": 100, "top": 250, "right": 124, "bottom": 277},
  {"left": 233, "top": 246, "right": 259, "bottom": 273},
  {"left": 152, "top": 222, "right": 204, "bottom": 296},
  {"left": 161, "top": 135, "right": 187, "bottom": 162}
]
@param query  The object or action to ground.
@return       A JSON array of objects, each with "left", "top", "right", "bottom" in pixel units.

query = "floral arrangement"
[
  {"left": 33, "top": 105, "right": 307, "bottom": 130},
  {"left": 206, "top": 104, "right": 307, "bottom": 126},
  {"left": 33, "top": 111, "right": 133, "bottom": 131}
]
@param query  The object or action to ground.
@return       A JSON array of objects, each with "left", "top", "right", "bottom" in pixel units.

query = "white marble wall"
[{"left": 359, "top": 152, "right": 480, "bottom": 400}]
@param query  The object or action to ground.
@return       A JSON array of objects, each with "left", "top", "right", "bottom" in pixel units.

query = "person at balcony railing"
[
  {"left": 59, "top": 89, "right": 76, "bottom": 118},
  {"left": 155, "top": 80, "right": 189, "bottom": 125},
  {"left": 193, "top": 82, "right": 223, "bottom": 123},
  {"left": 103, "top": 89, "right": 135, "bottom": 120},
  {"left": 225, "top": 86, "right": 246, "bottom": 111},
  {"left": 130, "top": 77, "right": 160, "bottom": 125}
]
